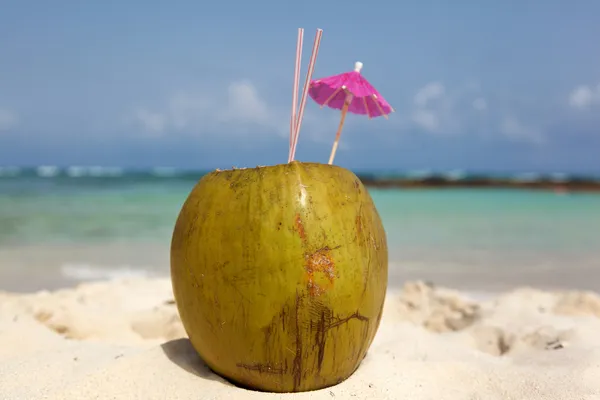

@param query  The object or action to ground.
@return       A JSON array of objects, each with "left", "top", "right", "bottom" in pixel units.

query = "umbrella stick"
[{"left": 328, "top": 102, "right": 349, "bottom": 165}]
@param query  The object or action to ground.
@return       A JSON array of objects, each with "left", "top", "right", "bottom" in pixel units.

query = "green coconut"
[{"left": 170, "top": 161, "right": 388, "bottom": 393}]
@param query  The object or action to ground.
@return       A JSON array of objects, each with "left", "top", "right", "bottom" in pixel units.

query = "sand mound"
[{"left": 1, "top": 278, "right": 600, "bottom": 399}]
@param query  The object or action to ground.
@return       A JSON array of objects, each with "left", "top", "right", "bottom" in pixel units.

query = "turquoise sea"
[{"left": 1, "top": 167, "right": 599, "bottom": 292}]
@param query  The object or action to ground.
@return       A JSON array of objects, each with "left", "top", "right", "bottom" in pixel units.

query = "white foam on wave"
[
  {"left": 151, "top": 167, "right": 177, "bottom": 177},
  {"left": 88, "top": 166, "right": 123, "bottom": 177},
  {"left": 0, "top": 166, "right": 21, "bottom": 177},
  {"left": 60, "top": 263, "right": 152, "bottom": 281},
  {"left": 444, "top": 169, "right": 466, "bottom": 181},
  {"left": 36, "top": 165, "right": 59, "bottom": 177},
  {"left": 66, "top": 166, "right": 86, "bottom": 177},
  {"left": 66, "top": 166, "right": 124, "bottom": 177},
  {"left": 406, "top": 169, "right": 433, "bottom": 179}
]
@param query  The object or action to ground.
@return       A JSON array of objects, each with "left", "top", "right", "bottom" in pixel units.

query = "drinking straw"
[
  {"left": 289, "top": 28, "right": 323, "bottom": 163},
  {"left": 288, "top": 28, "right": 304, "bottom": 161}
]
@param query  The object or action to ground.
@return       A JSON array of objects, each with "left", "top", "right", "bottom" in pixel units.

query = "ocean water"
[{"left": 1, "top": 167, "right": 599, "bottom": 292}]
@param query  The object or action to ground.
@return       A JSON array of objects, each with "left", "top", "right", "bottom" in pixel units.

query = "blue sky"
[{"left": 1, "top": 1, "right": 600, "bottom": 173}]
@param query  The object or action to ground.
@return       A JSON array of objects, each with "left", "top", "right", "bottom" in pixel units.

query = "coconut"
[{"left": 170, "top": 161, "right": 387, "bottom": 392}]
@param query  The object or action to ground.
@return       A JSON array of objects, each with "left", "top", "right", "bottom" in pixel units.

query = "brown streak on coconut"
[
  {"left": 329, "top": 311, "right": 369, "bottom": 329},
  {"left": 355, "top": 214, "right": 362, "bottom": 237},
  {"left": 292, "top": 291, "right": 303, "bottom": 391},
  {"left": 308, "top": 305, "right": 370, "bottom": 374},
  {"left": 312, "top": 304, "right": 332, "bottom": 373}
]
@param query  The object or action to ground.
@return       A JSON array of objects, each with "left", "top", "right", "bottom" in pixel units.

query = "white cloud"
[
  {"left": 0, "top": 109, "right": 18, "bottom": 131},
  {"left": 411, "top": 109, "right": 439, "bottom": 131},
  {"left": 167, "top": 92, "right": 212, "bottom": 130},
  {"left": 299, "top": 111, "right": 342, "bottom": 143},
  {"left": 410, "top": 82, "right": 489, "bottom": 134},
  {"left": 220, "top": 81, "right": 269, "bottom": 124},
  {"left": 133, "top": 109, "right": 168, "bottom": 134},
  {"left": 568, "top": 84, "right": 600, "bottom": 108},
  {"left": 410, "top": 81, "right": 461, "bottom": 134},
  {"left": 131, "top": 80, "right": 279, "bottom": 137},
  {"left": 472, "top": 97, "right": 487, "bottom": 111},
  {"left": 499, "top": 116, "right": 544, "bottom": 144},
  {"left": 408, "top": 81, "right": 546, "bottom": 144},
  {"left": 413, "top": 82, "right": 445, "bottom": 107}
]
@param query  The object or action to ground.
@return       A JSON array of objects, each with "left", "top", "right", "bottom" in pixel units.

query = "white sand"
[{"left": 1, "top": 279, "right": 600, "bottom": 399}]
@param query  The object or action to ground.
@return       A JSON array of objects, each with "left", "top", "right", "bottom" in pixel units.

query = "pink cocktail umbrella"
[{"left": 308, "top": 62, "right": 394, "bottom": 164}]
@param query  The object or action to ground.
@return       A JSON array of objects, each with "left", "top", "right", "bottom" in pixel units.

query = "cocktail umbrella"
[{"left": 308, "top": 62, "right": 394, "bottom": 164}]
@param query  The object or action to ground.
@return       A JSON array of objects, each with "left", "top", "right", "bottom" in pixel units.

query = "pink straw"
[
  {"left": 289, "top": 28, "right": 304, "bottom": 161},
  {"left": 289, "top": 28, "right": 323, "bottom": 163}
]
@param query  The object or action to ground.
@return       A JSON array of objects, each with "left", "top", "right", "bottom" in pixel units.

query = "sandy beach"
[{"left": 1, "top": 278, "right": 599, "bottom": 399}]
